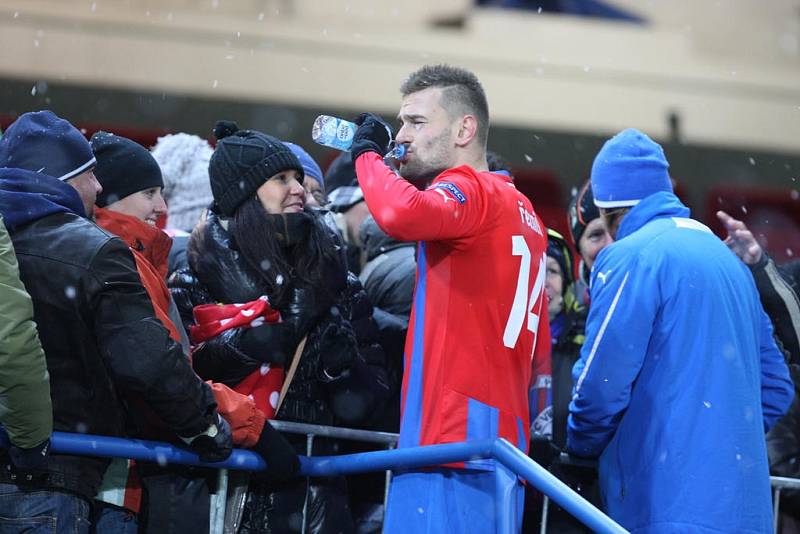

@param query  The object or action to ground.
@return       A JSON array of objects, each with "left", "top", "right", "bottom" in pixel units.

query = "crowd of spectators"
[{"left": 0, "top": 64, "right": 797, "bottom": 533}]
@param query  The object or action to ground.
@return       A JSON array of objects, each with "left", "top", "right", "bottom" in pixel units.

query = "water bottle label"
[
  {"left": 312, "top": 115, "right": 356, "bottom": 152},
  {"left": 336, "top": 121, "right": 355, "bottom": 144}
]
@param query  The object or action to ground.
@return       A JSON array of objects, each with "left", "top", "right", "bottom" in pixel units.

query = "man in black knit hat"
[{"left": 566, "top": 180, "right": 612, "bottom": 300}]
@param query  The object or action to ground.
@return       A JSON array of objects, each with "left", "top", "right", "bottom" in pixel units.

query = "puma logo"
[
  {"left": 597, "top": 270, "right": 612, "bottom": 284},
  {"left": 434, "top": 188, "right": 456, "bottom": 203}
]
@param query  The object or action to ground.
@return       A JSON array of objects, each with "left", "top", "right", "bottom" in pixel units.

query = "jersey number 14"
[{"left": 503, "top": 235, "right": 545, "bottom": 349}]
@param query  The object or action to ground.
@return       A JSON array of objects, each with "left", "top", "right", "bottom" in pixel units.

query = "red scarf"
[{"left": 190, "top": 297, "right": 285, "bottom": 418}]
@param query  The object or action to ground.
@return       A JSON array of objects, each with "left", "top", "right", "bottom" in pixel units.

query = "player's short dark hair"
[{"left": 400, "top": 64, "right": 489, "bottom": 146}]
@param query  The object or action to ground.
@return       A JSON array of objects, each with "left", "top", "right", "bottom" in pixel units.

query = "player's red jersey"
[{"left": 355, "top": 153, "right": 551, "bottom": 463}]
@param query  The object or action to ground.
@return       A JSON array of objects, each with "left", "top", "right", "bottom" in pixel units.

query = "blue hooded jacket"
[
  {"left": 568, "top": 191, "right": 794, "bottom": 534},
  {"left": 0, "top": 168, "right": 85, "bottom": 231}
]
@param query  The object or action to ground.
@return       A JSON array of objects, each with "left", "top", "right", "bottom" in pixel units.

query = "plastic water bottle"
[
  {"left": 311, "top": 115, "right": 406, "bottom": 160},
  {"left": 311, "top": 115, "right": 355, "bottom": 152}
]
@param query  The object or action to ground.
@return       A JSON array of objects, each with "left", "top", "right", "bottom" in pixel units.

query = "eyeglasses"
[
  {"left": 574, "top": 181, "right": 592, "bottom": 227},
  {"left": 599, "top": 207, "right": 628, "bottom": 219}
]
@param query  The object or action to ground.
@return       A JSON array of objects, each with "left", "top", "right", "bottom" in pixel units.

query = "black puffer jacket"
[
  {"left": 169, "top": 210, "right": 391, "bottom": 534},
  {"left": 1, "top": 211, "right": 216, "bottom": 500},
  {"left": 170, "top": 210, "right": 391, "bottom": 428}
]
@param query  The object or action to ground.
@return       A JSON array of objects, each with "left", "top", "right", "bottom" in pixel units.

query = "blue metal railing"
[{"left": 0, "top": 429, "right": 628, "bottom": 534}]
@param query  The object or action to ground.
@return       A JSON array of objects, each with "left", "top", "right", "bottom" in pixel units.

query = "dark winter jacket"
[
  {"left": 359, "top": 215, "right": 416, "bottom": 319},
  {"left": 358, "top": 215, "right": 414, "bottom": 413},
  {"left": 749, "top": 255, "right": 800, "bottom": 365},
  {"left": 754, "top": 256, "right": 800, "bottom": 516},
  {"left": 169, "top": 210, "right": 391, "bottom": 429},
  {"left": 767, "top": 364, "right": 800, "bottom": 515},
  {"left": 550, "top": 311, "right": 586, "bottom": 451},
  {"left": 0, "top": 169, "right": 217, "bottom": 500},
  {"left": 169, "top": 209, "right": 391, "bottom": 534}
]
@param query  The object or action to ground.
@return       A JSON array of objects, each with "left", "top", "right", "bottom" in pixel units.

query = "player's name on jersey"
[{"left": 517, "top": 200, "right": 543, "bottom": 236}]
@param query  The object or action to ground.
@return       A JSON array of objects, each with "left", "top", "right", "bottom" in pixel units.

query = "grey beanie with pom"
[{"left": 151, "top": 133, "right": 214, "bottom": 232}]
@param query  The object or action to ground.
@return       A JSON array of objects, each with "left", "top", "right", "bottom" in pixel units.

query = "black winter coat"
[
  {"left": 358, "top": 215, "right": 416, "bottom": 319},
  {"left": 169, "top": 210, "right": 392, "bottom": 534},
  {"left": 358, "top": 215, "right": 414, "bottom": 418},
  {"left": 754, "top": 256, "right": 800, "bottom": 516},
  {"left": 170, "top": 210, "right": 391, "bottom": 428},
  {"left": 750, "top": 255, "right": 800, "bottom": 364},
  {"left": 550, "top": 311, "right": 586, "bottom": 451},
  {"left": 2, "top": 212, "right": 216, "bottom": 500}
]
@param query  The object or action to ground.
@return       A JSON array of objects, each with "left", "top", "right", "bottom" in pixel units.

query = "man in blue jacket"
[{"left": 567, "top": 128, "right": 794, "bottom": 534}]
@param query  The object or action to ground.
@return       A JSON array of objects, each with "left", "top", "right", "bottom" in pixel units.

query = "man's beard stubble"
[{"left": 398, "top": 130, "right": 452, "bottom": 187}]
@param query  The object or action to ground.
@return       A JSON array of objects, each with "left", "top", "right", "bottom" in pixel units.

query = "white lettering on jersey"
[{"left": 517, "top": 200, "right": 543, "bottom": 236}]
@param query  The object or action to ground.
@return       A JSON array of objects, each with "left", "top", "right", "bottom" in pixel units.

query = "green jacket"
[{"left": 0, "top": 214, "right": 52, "bottom": 448}]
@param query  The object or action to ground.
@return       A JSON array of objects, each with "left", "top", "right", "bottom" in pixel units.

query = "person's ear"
[{"left": 455, "top": 115, "right": 479, "bottom": 147}]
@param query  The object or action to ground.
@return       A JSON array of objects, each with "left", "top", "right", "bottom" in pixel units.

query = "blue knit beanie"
[
  {"left": 590, "top": 128, "right": 671, "bottom": 208},
  {"left": 285, "top": 142, "right": 324, "bottom": 190},
  {"left": 0, "top": 110, "right": 95, "bottom": 181}
]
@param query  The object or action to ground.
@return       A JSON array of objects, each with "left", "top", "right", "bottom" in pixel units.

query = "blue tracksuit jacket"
[{"left": 568, "top": 191, "right": 794, "bottom": 534}]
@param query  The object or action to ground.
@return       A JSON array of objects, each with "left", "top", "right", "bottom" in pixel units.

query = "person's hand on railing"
[
  {"left": 179, "top": 412, "right": 233, "bottom": 463},
  {"left": 250, "top": 420, "right": 300, "bottom": 481}
]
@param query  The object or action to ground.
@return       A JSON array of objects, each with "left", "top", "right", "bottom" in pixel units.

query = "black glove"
[
  {"left": 180, "top": 413, "right": 233, "bottom": 463},
  {"left": 351, "top": 113, "right": 393, "bottom": 161},
  {"left": 529, "top": 436, "right": 560, "bottom": 469},
  {"left": 282, "top": 285, "right": 329, "bottom": 337},
  {"left": 318, "top": 320, "right": 359, "bottom": 378},
  {"left": 5, "top": 439, "right": 50, "bottom": 483},
  {"left": 240, "top": 322, "right": 297, "bottom": 366},
  {"left": 250, "top": 421, "right": 300, "bottom": 482}
]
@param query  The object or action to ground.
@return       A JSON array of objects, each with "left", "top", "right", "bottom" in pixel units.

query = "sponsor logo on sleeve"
[{"left": 430, "top": 181, "right": 467, "bottom": 204}]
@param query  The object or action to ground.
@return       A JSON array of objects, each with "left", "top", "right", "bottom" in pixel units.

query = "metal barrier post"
[
  {"left": 773, "top": 487, "right": 781, "bottom": 534},
  {"left": 301, "top": 433, "right": 315, "bottom": 534},
  {"left": 540, "top": 495, "right": 550, "bottom": 534},
  {"left": 209, "top": 469, "right": 228, "bottom": 534},
  {"left": 770, "top": 476, "right": 800, "bottom": 534},
  {"left": 383, "top": 443, "right": 394, "bottom": 511},
  {"left": 494, "top": 460, "right": 518, "bottom": 534}
]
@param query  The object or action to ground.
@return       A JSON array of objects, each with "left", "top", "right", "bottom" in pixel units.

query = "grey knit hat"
[{"left": 151, "top": 133, "right": 214, "bottom": 232}]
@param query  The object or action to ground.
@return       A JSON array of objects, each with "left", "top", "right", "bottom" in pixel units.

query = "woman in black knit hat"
[{"left": 169, "top": 121, "right": 392, "bottom": 534}]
